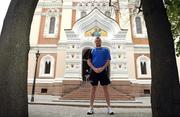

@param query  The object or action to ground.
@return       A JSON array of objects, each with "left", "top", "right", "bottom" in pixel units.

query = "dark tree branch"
[{"left": 137, "top": 0, "right": 143, "bottom": 14}]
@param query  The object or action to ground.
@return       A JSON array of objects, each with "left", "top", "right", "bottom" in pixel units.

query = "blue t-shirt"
[{"left": 90, "top": 47, "right": 111, "bottom": 68}]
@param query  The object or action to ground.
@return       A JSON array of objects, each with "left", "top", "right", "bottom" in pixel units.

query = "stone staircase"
[{"left": 61, "top": 82, "right": 134, "bottom": 100}]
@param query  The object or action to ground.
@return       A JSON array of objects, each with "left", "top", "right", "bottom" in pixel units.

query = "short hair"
[{"left": 94, "top": 37, "right": 101, "bottom": 41}]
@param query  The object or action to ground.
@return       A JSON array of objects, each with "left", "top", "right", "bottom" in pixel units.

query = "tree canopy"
[{"left": 165, "top": 0, "right": 180, "bottom": 56}]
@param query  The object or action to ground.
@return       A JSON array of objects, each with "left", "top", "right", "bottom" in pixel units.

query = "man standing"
[{"left": 87, "top": 37, "right": 114, "bottom": 115}]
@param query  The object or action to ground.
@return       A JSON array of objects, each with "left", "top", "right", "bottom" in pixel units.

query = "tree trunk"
[
  {"left": 142, "top": 0, "right": 180, "bottom": 117},
  {"left": 0, "top": 0, "right": 38, "bottom": 117}
]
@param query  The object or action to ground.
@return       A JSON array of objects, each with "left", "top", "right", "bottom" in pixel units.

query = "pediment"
[{"left": 72, "top": 8, "right": 121, "bottom": 37}]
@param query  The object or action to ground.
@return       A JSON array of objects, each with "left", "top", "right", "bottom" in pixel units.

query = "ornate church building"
[{"left": 27, "top": 0, "right": 176, "bottom": 100}]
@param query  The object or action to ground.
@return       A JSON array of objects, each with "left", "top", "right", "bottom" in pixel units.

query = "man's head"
[{"left": 94, "top": 37, "right": 102, "bottom": 47}]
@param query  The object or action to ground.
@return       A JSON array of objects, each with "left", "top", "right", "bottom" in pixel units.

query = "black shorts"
[{"left": 89, "top": 70, "right": 110, "bottom": 86}]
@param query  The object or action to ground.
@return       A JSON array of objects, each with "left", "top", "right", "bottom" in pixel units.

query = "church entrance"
[{"left": 82, "top": 48, "right": 92, "bottom": 81}]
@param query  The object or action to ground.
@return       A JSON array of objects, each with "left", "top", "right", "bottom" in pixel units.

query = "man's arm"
[
  {"left": 87, "top": 59, "right": 102, "bottom": 73},
  {"left": 102, "top": 60, "right": 110, "bottom": 70},
  {"left": 98, "top": 60, "right": 110, "bottom": 72},
  {"left": 87, "top": 59, "right": 96, "bottom": 70},
  {"left": 99, "top": 48, "right": 111, "bottom": 72}
]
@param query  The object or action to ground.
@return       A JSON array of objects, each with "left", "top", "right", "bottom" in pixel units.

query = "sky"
[{"left": 0, "top": 0, "right": 11, "bottom": 34}]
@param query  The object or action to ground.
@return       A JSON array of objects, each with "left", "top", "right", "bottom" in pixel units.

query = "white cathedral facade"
[{"left": 27, "top": 0, "right": 180, "bottom": 98}]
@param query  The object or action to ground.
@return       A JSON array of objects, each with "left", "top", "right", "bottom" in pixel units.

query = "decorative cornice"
[
  {"left": 37, "top": 2, "right": 63, "bottom": 8},
  {"left": 72, "top": 8, "right": 121, "bottom": 36},
  {"left": 34, "top": 12, "right": 62, "bottom": 16}
]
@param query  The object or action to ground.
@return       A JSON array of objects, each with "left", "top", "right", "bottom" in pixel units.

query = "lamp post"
[{"left": 31, "top": 50, "right": 40, "bottom": 102}]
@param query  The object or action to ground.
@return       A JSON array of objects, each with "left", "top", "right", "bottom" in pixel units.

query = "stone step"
[{"left": 61, "top": 82, "right": 135, "bottom": 100}]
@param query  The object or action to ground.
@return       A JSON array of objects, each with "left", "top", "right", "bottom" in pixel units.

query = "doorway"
[{"left": 82, "top": 48, "right": 92, "bottom": 81}]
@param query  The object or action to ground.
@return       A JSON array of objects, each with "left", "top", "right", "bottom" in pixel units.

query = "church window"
[
  {"left": 105, "top": 11, "right": 111, "bottom": 17},
  {"left": 118, "top": 55, "right": 121, "bottom": 58},
  {"left": 44, "top": 61, "right": 51, "bottom": 74},
  {"left": 49, "top": 17, "right": 56, "bottom": 34},
  {"left": 140, "top": 61, "right": 147, "bottom": 74},
  {"left": 39, "top": 55, "right": 55, "bottom": 77},
  {"left": 136, "top": 55, "right": 151, "bottom": 78},
  {"left": 81, "top": 11, "right": 86, "bottom": 18},
  {"left": 135, "top": 16, "right": 142, "bottom": 34}
]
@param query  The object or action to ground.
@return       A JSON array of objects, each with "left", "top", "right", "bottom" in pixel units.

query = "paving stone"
[{"left": 29, "top": 105, "right": 152, "bottom": 117}]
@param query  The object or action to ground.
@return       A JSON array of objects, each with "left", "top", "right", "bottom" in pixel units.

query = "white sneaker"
[
  {"left": 107, "top": 107, "right": 114, "bottom": 115},
  {"left": 87, "top": 108, "right": 95, "bottom": 115}
]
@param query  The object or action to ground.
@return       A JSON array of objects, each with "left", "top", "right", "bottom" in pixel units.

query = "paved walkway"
[
  {"left": 29, "top": 105, "right": 152, "bottom": 117},
  {"left": 28, "top": 95, "right": 151, "bottom": 108},
  {"left": 28, "top": 95, "right": 152, "bottom": 117}
]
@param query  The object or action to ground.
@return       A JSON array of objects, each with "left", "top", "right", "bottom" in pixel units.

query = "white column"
[
  {"left": 119, "top": 0, "right": 132, "bottom": 43},
  {"left": 59, "top": 0, "right": 72, "bottom": 42},
  {"left": 30, "top": 7, "right": 42, "bottom": 45},
  {"left": 55, "top": 46, "right": 66, "bottom": 82},
  {"left": 126, "top": 45, "right": 136, "bottom": 80}
]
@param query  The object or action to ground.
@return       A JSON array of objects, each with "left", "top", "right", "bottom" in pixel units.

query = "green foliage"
[{"left": 165, "top": 0, "right": 180, "bottom": 56}]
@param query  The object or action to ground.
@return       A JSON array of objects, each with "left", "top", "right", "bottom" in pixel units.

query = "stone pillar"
[
  {"left": 30, "top": 7, "right": 42, "bottom": 45},
  {"left": 119, "top": 0, "right": 132, "bottom": 43},
  {"left": 55, "top": 45, "right": 66, "bottom": 80},
  {"left": 59, "top": 0, "right": 72, "bottom": 42},
  {"left": 53, "top": 45, "right": 66, "bottom": 96},
  {"left": 126, "top": 44, "right": 136, "bottom": 80}
]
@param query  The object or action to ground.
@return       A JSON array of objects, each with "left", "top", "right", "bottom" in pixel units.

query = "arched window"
[
  {"left": 39, "top": 55, "right": 55, "bottom": 77},
  {"left": 136, "top": 55, "right": 151, "bottom": 78},
  {"left": 135, "top": 16, "right": 142, "bottom": 34},
  {"left": 49, "top": 17, "right": 56, "bottom": 34},
  {"left": 81, "top": 11, "right": 86, "bottom": 18},
  {"left": 44, "top": 61, "right": 51, "bottom": 74},
  {"left": 105, "top": 11, "right": 111, "bottom": 17},
  {"left": 140, "top": 61, "right": 147, "bottom": 74}
]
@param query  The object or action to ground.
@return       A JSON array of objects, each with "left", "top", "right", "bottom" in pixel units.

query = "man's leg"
[
  {"left": 102, "top": 85, "right": 110, "bottom": 107},
  {"left": 102, "top": 85, "right": 114, "bottom": 115},
  {"left": 87, "top": 85, "right": 97, "bottom": 115},
  {"left": 90, "top": 86, "right": 97, "bottom": 108}
]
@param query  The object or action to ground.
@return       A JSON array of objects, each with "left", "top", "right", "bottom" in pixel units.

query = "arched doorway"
[{"left": 82, "top": 48, "right": 92, "bottom": 81}]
